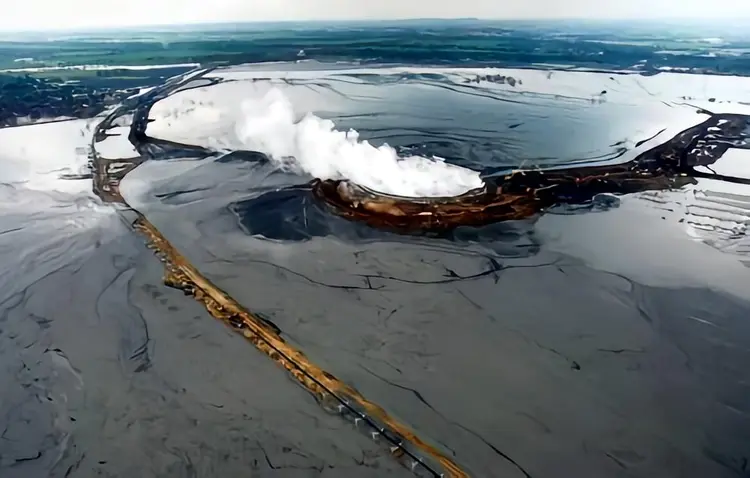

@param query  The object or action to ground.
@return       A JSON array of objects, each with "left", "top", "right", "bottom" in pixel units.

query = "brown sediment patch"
[
  {"left": 312, "top": 168, "right": 692, "bottom": 233},
  {"left": 314, "top": 178, "right": 542, "bottom": 232},
  {"left": 91, "top": 155, "right": 144, "bottom": 205}
]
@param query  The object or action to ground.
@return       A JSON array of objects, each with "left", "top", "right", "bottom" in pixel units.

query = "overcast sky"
[{"left": 3, "top": 0, "right": 750, "bottom": 31}]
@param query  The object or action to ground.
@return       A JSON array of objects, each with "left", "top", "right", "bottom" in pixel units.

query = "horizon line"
[{"left": 3, "top": 16, "right": 748, "bottom": 34}]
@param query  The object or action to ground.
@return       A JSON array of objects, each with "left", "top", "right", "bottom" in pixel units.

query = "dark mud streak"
[
  {"left": 597, "top": 348, "right": 646, "bottom": 354},
  {"left": 0, "top": 252, "right": 82, "bottom": 307},
  {"left": 359, "top": 365, "right": 439, "bottom": 415},
  {"left": 125, "top": 273, "right": 153, "bottom": 373},
  {"left": 692, "top": 170, "right": 750, "bottom": 186},
  {"left": 348, "top": 367, "right": 462, "bottom": 460},
  {"left": 452, "top": 423, "right": 533, "bottom": 478},
  {"left": 589, "top": 268, "right": 657, "bottom": 325},
  {"left": 63, "top": 452, "right": 86, "bottom": 477},
  {"left": 455, "top": 289, "right": 490, "bottom": 318},
  {"left": 207, "top": 256, "right": 386, "bottom": 291},
  {"left": 154, "top": 187, "right": 213, "bottom": 200},
  {"left": 515, "top": 412, "right": 551, "bottom": 435},
  {"left": 92, "top": 258, "right": 132, "bottom": 324},
  {"left": 13, "top": 451, "right": 42, "bottom": 464},
  {"left": 0, "top": 226, "right": 24, "bottom": 236},
  {"left": 605, "top": 452, "right": 628, "bottom": 470},
  {"left": 529, "top": 339, "right": 581, "bottom": 371},
  {"left": 360, "top": 364, "right": 534, "bottom": 474},
  {"left": 634, "top": 127, "right": 667, "bottom": 148},
  {"left": 358, "top": 258, "right": 559, "bottom": 286}
]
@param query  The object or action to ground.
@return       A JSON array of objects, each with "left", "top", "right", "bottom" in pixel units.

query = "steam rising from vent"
[{"left": 234, "top": 88, "right": 483, "bottom": 197}]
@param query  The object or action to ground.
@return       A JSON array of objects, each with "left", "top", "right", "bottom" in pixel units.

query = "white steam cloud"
[{"left": 234, "top": 88, "right": 483, "bottom": 197}]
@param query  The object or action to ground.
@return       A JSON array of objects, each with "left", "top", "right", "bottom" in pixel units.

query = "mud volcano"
[
  {"left": 89, "top": 67, "right": 750, "bottom": 477},
  {"left": 313, "top": 113, "right": 750, "bottom": 233}
]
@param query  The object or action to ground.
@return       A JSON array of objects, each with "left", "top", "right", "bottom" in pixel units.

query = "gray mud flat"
[
  {"left": 122, "top": 155, "right": 750, "bottom": 478},
  {"left": 5, "top": 63, "right": 750, "bottom": 478},
  {"left": 0, "top": 212, "right": 410, "bottom": 477}
]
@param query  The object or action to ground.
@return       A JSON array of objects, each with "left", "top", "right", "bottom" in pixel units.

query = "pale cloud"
[{"left": 3, "top": 0, "right": 750, "bottom": 31}]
